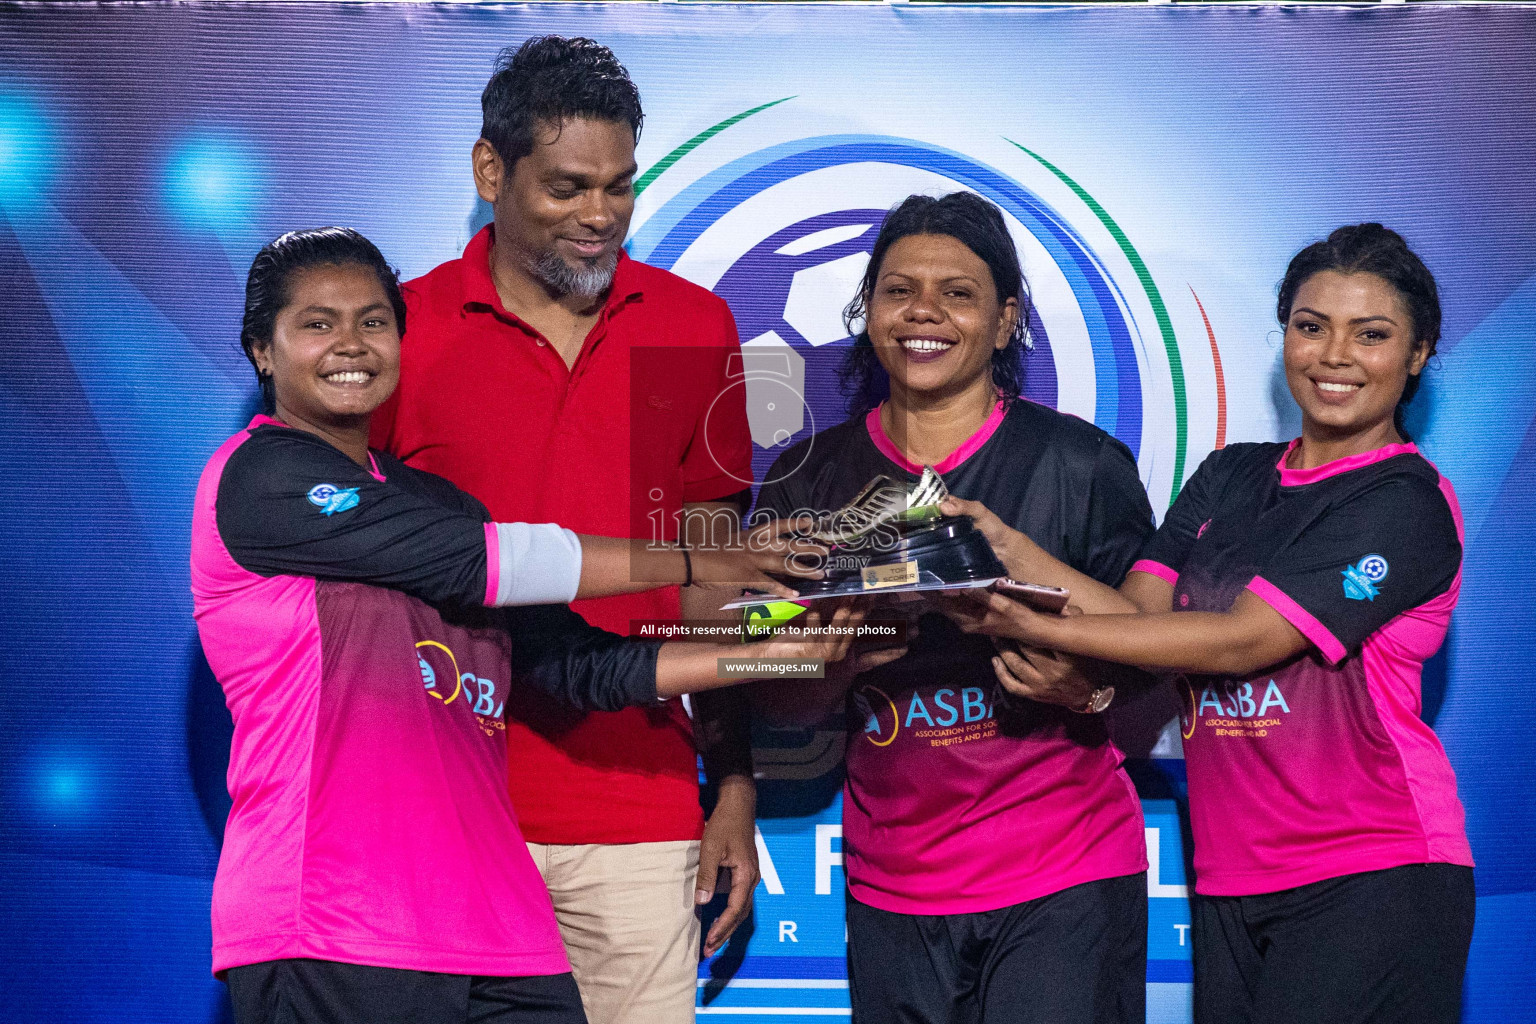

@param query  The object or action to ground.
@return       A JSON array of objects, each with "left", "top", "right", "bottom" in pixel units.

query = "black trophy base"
[{"left": 771, "top": 515, "right": 1007, "bottom": 597}]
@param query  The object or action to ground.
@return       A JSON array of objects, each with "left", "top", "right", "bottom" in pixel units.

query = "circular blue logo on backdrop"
[{"left": 629, "top": 129, "right": 1189, "bottom": 494}]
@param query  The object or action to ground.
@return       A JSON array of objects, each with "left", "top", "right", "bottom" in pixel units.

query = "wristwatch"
[{"left": 1075, "top": 685, "right": 1115, "bottom": 714}]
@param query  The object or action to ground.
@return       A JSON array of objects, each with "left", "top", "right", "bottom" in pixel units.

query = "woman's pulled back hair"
[
  {"left": 840, "top": 192, "right": 1031, "bottom": 417},
  {"left": 481, "top": 36, "right": 643, "bottom": 170},
  {"left": 1277, "top": 223, "right": 1440, "bottom": 438},
  {"left": 240, "top": 227, "right": 406, "bottom": 413}
]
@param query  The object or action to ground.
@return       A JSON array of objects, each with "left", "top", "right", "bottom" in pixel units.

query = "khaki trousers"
[{"left": 526, "top": 840, "right": 701, "bottom": 1024}]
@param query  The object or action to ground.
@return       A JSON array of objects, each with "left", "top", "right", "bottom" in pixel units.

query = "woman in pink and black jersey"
[
  {"left": 192, "top": 228, "right": 851, "bottom": 1024},
  {"left": 946, "top": 224, "right": 1474, "bottom": 1024},
  {"left": 754, "top": 192, "right": 1157, "bottom": 1024}
]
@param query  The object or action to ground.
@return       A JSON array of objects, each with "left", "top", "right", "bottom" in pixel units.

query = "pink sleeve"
[
  {"left": 483, "top": 521, "right": 500, "bottom": 606},
  {"left": 1129, "top": 559, "right": 1179, "bottom": 586}
]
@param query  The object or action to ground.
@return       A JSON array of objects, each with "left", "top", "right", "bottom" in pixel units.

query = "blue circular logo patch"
[{"left": 1358, "top": 554, "right": 1390, "bottom": 583}]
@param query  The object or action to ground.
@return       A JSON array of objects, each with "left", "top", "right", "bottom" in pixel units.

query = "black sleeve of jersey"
[
  {"left": 1254, "top": 475, "right": 1461, "bottom": 660},
  {"left": 1074, "top": 435, "right": 1157, "bottom": 587},
  {"left": 501, "top": 605, "right": 662, "bottom": 711},
  {"left": 381, "top": 450, "right": 492, "bottom": 522},
  {"left": 1136, "top": 448, "right": 1228, "bottom": 577},
  {"left": 217, "top": 429, "right": 489, "bottom": 608}
]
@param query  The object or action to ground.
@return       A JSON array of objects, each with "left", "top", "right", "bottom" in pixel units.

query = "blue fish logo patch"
[
  {"left": 1342, "top": 553, "right": 1389, "bottom": 601},
  {"left": 307, "top": 483, "right": 361, "bottom": 516}
]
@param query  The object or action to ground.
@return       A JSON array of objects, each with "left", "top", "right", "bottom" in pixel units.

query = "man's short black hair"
[{"left": 481, "top": 36, "right": 644, "bottom": 170}]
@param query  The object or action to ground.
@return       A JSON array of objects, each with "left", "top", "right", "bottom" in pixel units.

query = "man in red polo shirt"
[{"left": 371, "top": 37, "right": 758, "bottom": 1024}]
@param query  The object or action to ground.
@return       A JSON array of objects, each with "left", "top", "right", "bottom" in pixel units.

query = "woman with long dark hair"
[
  {"left": 946, "top": 223, "right": 1473, "bottom": 1024},
  {"left": 192, "top": 227, "right": 850, "bottom": 1024},
  {"left": 754, "top": 192, "right": 1156, "bottom": 1024}
]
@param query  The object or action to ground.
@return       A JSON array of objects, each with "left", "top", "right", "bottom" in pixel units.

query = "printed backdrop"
[{"left": 2, "top": 3, "right": 1533, "bottom": 1022}]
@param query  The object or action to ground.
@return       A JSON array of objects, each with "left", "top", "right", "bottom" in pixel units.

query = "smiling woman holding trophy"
[
  {"left": 751, "top": 192, "right": 1156, "bottom": 1024},
  {"left": 942, "top": 224, "right": 1475, "bottom": 1024},
  {"left": 190, "top": 227, "right": 857, "bottom": 1024}
]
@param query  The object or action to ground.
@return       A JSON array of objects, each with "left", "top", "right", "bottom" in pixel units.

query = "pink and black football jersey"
[
  {"left": 191, "top": 416, "right": 660, "bottom": 976},
  {"left": 755, "top": 400, "right": 1154, "bottom": 914},
  {"left": 1134, "top": 439, "right": 1473, "bottom": 896}
]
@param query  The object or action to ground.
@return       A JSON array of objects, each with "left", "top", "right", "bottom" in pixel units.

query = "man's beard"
[{"left": 528, "top": 247, "right": 619, "bottom": 299}]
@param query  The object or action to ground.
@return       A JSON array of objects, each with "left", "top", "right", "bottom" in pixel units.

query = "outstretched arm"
[
  {"left": 933, "top": 497, "right": 1173, "bottom": 617},
  {"left": 933, "top": 435, "right": 1162, "bottom": 707},
  {"left": 946, "top": 587, "right": 1308, "bottom": 677},
  {"left": 574, "top": 517, "right": 822, "bottom": 601},
  {"left": 940, "top": 443, "right": 1225, "bottom": 619},
  {"left": 507, "top": 603, "right": 867, "bottom": 710},
  {"left": 216, "top": 427, "right": 822, "bottom": 610},
  {"left": 939, "top": 496, "right": 1152, "bottom": 615}
]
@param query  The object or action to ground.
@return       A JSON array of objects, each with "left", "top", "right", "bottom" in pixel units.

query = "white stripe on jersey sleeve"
[{"left": 492, "top": 522, "right": 582, "bottom": 606}]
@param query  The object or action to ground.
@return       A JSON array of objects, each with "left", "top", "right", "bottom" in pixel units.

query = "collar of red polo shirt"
[{"left": 455, "top": 225, "right": 644, "bottom": 331}]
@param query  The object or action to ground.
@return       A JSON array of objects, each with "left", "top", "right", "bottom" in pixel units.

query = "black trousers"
[
  {"left": 224, "top": 958, "right": 588, "bottom": 1024},
  {"left": 846, "top": 872, "right": 1148, "bottom": 1024},
  {"left": 1193, "top": 863, "right": 1475, "bottom": 1024}
]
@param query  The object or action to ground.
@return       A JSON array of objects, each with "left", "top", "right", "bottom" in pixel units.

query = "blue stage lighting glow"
[
  {"left": 163, "top": 133, "right": 264, "bottom": 230},
  {"left": 47, "top": 769, "right": 83, "bottom": 802},
  {"left": 0, "top": 90, "right": 54, "bottom": 198},
  {"left": 27, "top": 744, "right": 97, "bottom": 816}
]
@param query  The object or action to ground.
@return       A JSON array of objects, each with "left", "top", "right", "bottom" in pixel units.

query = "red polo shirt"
[{"left": 372, "top": 226, "right": 752, "bottom": 844}]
